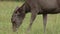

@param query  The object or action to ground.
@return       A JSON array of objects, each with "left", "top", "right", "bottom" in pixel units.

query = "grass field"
[{"left": 0, "top": 1, "right": 60, "bottom": 34}]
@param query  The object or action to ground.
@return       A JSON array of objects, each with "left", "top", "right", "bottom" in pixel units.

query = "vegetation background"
[
  {"left": 0, "top": 0, "right": 25, "bottom": 1},
  {"left": 0, "top": 0, "right": 60, "bottom": 34}
]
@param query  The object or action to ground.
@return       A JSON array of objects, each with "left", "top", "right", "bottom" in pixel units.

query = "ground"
[{"left": 0, "top": 1, "right": 60, "bottom": 34}]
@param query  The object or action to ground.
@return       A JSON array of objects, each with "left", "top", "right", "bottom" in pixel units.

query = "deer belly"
[{"left": 38, "top": 0, "right": 58, "bottom": 9}]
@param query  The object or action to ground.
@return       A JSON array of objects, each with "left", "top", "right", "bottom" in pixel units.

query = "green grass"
[{"left": 0, "top": 1, "right": 60, "bottom": 34}]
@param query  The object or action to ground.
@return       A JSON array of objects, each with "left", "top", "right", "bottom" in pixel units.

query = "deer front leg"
[
  {"left": 27, "top": 9, "right": 39, "bottom": 33},
  {"left": 43, "top": 14, "right": 47, "bottom": 34}
]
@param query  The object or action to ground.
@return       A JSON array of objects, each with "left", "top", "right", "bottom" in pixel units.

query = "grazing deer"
[{"left": 11, "top": 0, "right": 60, "bottom": 34}]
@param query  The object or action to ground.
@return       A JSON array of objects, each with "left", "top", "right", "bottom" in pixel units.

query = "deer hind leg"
[{"left": 43, "top": 14, "right": 47, "bottom": 34}]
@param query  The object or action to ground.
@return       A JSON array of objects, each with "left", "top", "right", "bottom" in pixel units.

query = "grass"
[{"left": 0, "top": 1, "right": 60, "bottom": 34}]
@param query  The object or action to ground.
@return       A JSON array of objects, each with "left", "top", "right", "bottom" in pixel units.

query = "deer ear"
[
  {"left": 15, "top": 6, "right": 19, "bottom": 11},
  {"left": 15, "top": 6, "right": 22, "bottom": 11},
  {"left": 14, "top": 6, "right": 23, "bottom": 13},
  {"left": 13, "top": 6, "right": 19, "bottom": 13}
]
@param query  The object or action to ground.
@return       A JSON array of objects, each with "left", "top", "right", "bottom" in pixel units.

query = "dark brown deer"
[{"left": 11, "top": 0, "right": 60, "bottom": 34}]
